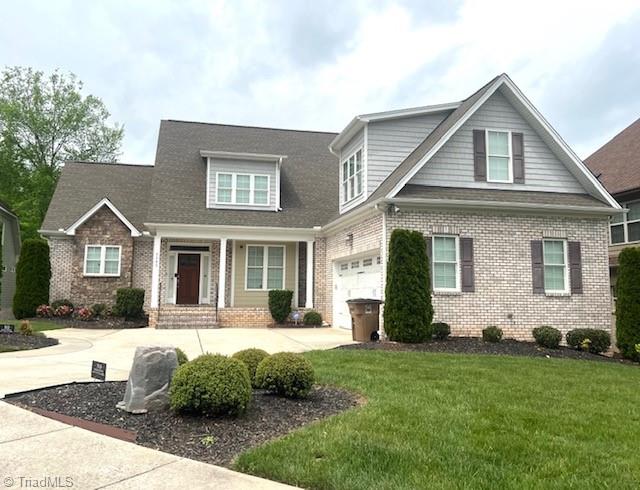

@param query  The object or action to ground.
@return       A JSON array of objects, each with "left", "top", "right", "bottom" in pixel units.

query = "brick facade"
[
  {"left": 218, "top": 307, "right": 274, "bottom": 328},
  {"left": 386, "top": 209, "right": 612, "bottom": 340},
  {"left": 49, "top": 237, "right": 74, "bottom": 302},
  {"left": 132, "top": 239, "right": 153, "bottom": 308}
]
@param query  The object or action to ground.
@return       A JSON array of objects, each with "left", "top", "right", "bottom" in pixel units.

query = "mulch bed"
[
  {"left": 338, "top": 337, "right": 637, "bottom": 365},
  {"left": 0, "top": 332, "right": 58, "bottom": 352},
  {"left": 32, "top": 316, "right": 147, "bottom": 329},
  {"left": 7, "top": 381, "right": 360, "bottom": 467}
]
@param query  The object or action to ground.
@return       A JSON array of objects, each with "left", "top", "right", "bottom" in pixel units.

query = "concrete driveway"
[{"left": 0, "top": 327, "right": 353, "bottom": 397}]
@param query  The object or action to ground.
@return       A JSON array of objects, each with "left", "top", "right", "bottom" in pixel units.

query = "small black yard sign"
[
  {"left": 91, "top": 361, "right": 107, "bottom": 381},
  {"left": 0, "top": 324, "right": 15, "bottom": 333}
]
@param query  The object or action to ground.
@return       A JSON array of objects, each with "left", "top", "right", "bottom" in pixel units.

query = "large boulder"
[{"left": 116, "top": 346, "right": 179, "bottom": 414}]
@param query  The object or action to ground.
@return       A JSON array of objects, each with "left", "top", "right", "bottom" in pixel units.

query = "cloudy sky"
[{"left": 2, "top": 0, "right": 639, "bottom": 164}]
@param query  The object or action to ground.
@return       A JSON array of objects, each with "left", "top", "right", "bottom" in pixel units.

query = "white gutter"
[{"left": 199, "top": 150, "right": 287, "bottom": 162}]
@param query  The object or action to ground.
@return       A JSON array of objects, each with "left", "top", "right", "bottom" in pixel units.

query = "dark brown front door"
[{"left": 176, "top": 254, "right": 200, "bottom": 304}]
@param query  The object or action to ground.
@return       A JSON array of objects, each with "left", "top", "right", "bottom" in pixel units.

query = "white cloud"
[{"left": 1, "top": 0, "right": 638, "bottom": 162}]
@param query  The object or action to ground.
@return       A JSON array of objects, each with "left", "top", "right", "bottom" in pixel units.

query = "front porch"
[{"left": 147, "top": 229, "right": 317, "bottom": 328}]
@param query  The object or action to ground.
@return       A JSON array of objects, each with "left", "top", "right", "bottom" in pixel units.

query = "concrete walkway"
[
  {"left": 0, "top": 327, "right": 353, "bottom": 397},
  {"left": 0, "top": 401, "right": 295, "bottom": 489}
]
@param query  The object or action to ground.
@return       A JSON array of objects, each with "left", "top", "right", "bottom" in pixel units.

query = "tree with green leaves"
[
  {"left": 0, "top": 66, "right": 123, "bottom": 239},
  {"left": 13, "top": 239, "right": 51, "bottom": 319},
  {"left": 384, "top": 229, "right": 433, "bottom": 343},
  {"left": 615, "top": 247, "right": 640, "bottom": 360}
]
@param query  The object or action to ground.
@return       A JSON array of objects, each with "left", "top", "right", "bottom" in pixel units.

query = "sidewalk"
[{"left": 0, "top": 401, "right": 295, "bottom": 489}]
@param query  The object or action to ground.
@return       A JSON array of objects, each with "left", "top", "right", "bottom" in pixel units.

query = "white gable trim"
[
  {"left": 386, "top": 75, "right": 621, "bottom": 209},
  {"left": 66, "top": 198, "right": 142, "bottom": 237}
]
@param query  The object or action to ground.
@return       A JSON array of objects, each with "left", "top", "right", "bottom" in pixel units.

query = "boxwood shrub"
[
  {"left": 255, "top": 352, "right": 315, "bottom": 398},
  {"left": 169, "top": 354, "right": 251, "bottom": 416},
  {"left": 482, "top": 326, "right": 503, "bottom": 343},
  {"left": 566, "top": 328, "right": 611, "bottom": 354},
  {"left": 303, "top": 310, "right": 322, "bottom": 326},
  {"left": 532, "top": 326, "right": 562, "bottom": 349},
  {"left": 268, "top": 289, "right": 293, "bottom": 323},
  {"left": 232, "top": 348, "right": 270, "bottom": 387},
  {"left": 431, "top": 322, "right": 451, "bottom": 340},
  {"left": 113, "top": 288, "right": 145, "bottom": 319},
  {"left": 175, "top": 347, "right": 188, "bottom": 366}
]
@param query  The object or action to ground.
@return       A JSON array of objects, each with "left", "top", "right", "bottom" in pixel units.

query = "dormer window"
[
  {"left": 486, "top": 130, "right": 512, "bottom": 183},
  {"left": 215, "top": 172, "right": 270, "bottom": 206},
  {"left": 341, "top": 149, "right": 363, "bottom": 204}
]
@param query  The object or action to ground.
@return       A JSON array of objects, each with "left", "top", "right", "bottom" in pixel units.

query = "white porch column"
[
  {"left": 218, "top": 237, "right": 227, "bottom": 309},
  {"left": 150, "top": 235, "right": 162, "bottom": 308},
  {"left": 305, "top": 240, "right": 314, "bottom": 308}
]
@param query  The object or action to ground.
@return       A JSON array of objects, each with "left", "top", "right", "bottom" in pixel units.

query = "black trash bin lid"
[{"left": 345, "top": 298, "right": 383, "bottom": 304}]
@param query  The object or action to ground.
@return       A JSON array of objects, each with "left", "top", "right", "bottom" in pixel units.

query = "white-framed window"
[
  {"left": 543, "top": 239, "right": 568, "bottom": 293},
  {"left": 341, "top": 148, "right": 363, "bottom": 204},
  {"left": 486, "top": 130, "right": 512, "bottom": 183},
  {"left": 432, "top": 235, "right": 459, "bottom": 291},
  {"left": 246, "top": 245, "right": 285, "bottom": 290},
  {"left": 610, "top": 202, "right": 640, "bottom": 245},
  {"left": 83, "top": 245, "right": 121, "bottom": 277},
  {"left": 216, "top": 172, "right": 270, "bottom": 206}
]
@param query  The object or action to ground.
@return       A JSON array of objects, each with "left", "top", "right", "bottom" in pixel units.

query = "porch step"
[{"left": 157, "top": 306, "right": 219, "bottom": 329}]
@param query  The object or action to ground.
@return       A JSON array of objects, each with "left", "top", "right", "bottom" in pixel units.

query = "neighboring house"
[
  {"left": 0, "top": 200, "right": 20, "bottom": 318},
  {"left": 41, "top": 74, "right": 619, "bottom": 338},
  {"left": 584, "top": 118, "right": 640, "bottom": 295}
]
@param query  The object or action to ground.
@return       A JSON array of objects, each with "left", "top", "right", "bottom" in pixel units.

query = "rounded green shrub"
[
  {"left": 384, "top": 229, "right": 433, "bottom": 343},
  {"left": 13, "top": 239, "right": 51, "bottom": 319},
  {"left": 431, "top": 322, "right": 451, "bottom": 340},
  {"left": 113, "top": 288, "right": 145, "bottom": 319},
  {"left": 268, "top": 289, "right": 293, "bottom": 323},
  {"left": 175, "top": 347, "right": 188, "bottom": 366},
  {"left": 532, "top": 326, "right": 562, "bottom": 349},
  {"left": 169, "top": 354, "right": 251, "bottom": 416},
  {"left": 566, "top": 329, "right": 610, "bottom": 354},
  {"left": 303, "top": 310, "right": 322, "bottom": 326},
  {"left": 615, "top": 247, "right": 640, "bottom": 360},
  {"left": 255, "top": 352, "right": 315, "bottom": 398},
  {"left": 232, "top": 348, "right": 270, "bottom": 387},
  {"left": 482, "top": 326, "right": 503, "bottom": 343}
]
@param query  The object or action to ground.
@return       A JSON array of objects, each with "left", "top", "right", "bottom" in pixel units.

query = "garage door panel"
[{"left": 333, "top": 255, "right": 382, "bottom": 329}]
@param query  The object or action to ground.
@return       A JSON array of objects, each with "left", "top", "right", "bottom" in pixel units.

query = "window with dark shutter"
[
  {"left": 531, "top": 240, "right": 544, "bottom": 293},
  {"left": 568, "top": 241, "right": 583, "bottom": 294},
  {"left": 512, "top": 132, "right": 525, "bottom": 184},
  {"left": 460, "top": 237, "right": 475, "bottom": 292},
  {"left": 473, "top": 129, "right": 486, "bottom": 182}
]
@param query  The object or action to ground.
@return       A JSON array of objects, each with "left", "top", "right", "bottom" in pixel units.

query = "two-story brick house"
[{"left": 41, "top": 74, "right": 619, "bottom": 338}]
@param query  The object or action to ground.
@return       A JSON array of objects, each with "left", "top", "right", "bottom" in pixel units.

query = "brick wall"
[
  {"left": 132, "top": 239, "right": 153, "bottom": 308},
  {"left": 317, "top": 213, "right": 384, "bottom": 324},
  {"left": 218, "top": 307, "right": 273, "bottom": 328},
  {"left": 69, "top": 206, "right": 134, "bottom": 306},
  {"left": 387, "top": 209, "right": 612, "bottom": 339},
  {"left": 49, "top": 237, "right": 74, "bottom": 302}
]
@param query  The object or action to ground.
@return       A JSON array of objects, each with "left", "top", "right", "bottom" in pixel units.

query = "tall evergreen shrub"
[
  {"left": 615, "top": 247, "right": 640, "bottom": 360},
  {"left": 384, "top": 229, "right": 433, "bottom": 342},
  {"left": 13, "top": 239, "right": 51, "bottom": 319}
]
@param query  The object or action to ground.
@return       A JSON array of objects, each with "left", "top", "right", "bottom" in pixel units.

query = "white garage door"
[{"left": 333, "top": 255, "right": 382, "bottom": 329}]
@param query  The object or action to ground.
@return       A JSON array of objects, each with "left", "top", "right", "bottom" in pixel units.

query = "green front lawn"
[
  {"left": 3, "top": 319, "right": 67, "bottom": 332},
  {"left": 236, "top": 350, "right": 640, "bottom": 489}
]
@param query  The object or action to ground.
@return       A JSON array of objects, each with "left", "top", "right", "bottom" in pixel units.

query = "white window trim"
[
  {"left": 542, "top": 239, "right": 569, "bottom": 294},
  {"left": 340, "top": 147, "right": 364, "bottom": 205},
  {"left": 245, "top": 244, "right": 286, "bottom": 291},
  {"left": 610, "top": 201, "right": 640, "bottom": 245},
  {"left": 432, "top": 235, "right": 461, "bottom": 293},
  {"left": 485, "top": 129, "right": 513, "bottom": 184},
  {"left": 83, "top": 245, "right": 122, "bottom": 277},
  {"left": 215, "top": 172, "right": 271, "bottom": 206}
]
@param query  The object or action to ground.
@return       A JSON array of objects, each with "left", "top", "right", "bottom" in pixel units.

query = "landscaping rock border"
[{"left": 0, "top": 332, "right": 58, "bottom": 352}]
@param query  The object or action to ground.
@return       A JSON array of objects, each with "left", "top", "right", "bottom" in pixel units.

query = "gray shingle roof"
[
  {"left": 396, "top": 185, "right": 611, "bottom": 208},
  {"left": 42, "top": 162, "right": 154, "bottom": 232},
  {"left": 146, "top": 121, "right": 338, "bottom": 228}
]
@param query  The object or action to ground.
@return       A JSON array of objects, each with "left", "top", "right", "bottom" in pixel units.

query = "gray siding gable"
[
  {"left": 367, "top": 112, "right": 450, "bottom": 196},
  {"left": 409, "top": 91, "right": 585, "bottom": 193},
  {"left": 207, "top": 158, "right": 278, "bottom": 211}
]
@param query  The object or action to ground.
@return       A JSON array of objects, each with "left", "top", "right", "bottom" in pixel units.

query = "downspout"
[
  {"left": 375, "top": 202, "right": 388, "bottom": 339},
  {"left": 276, "top": 157, "right": 282, "bottom": 211}
]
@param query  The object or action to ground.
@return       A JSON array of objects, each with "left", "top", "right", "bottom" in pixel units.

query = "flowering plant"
[
  {"left": 54, "top": 305, "right": 73, "bottom": 317},
  {"left": 36, "top": 304, "right": 54, "bottom": 318},
  {"left": 75, "top": 307, "right": 93, "bottom": 321}
]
